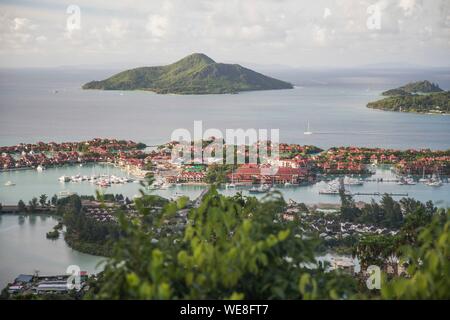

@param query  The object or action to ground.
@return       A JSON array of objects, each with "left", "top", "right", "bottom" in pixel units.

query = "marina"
[{"left": 1, "top": 164, "right": 449, "bottom": 207}]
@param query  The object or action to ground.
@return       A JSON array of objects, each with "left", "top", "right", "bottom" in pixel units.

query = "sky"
[{"left": 0, "top": 0, "right": 449, "bottom": 68}]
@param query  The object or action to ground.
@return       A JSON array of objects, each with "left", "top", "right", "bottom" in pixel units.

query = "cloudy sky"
[{"left": 0, "top": 0, "right": 449, "bottom": 68}]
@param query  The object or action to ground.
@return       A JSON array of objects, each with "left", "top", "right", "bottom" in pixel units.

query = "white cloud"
[
  {"left": 146, "top": 14, "right": 169, "bottom": 39},
  {"left": 0, "top": 0, "right": 449, "bottom": 67}
]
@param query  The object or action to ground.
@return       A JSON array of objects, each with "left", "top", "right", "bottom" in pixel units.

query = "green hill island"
[
  {"left": 367, "top": 80, "right": 449, "bottom": 114},
  {"left": 82, "top": 53, "right": 293, "bottom": 94}
]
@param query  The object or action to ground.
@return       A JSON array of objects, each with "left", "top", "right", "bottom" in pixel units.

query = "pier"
[{"left": 352, "top": 192, "right": 408, "bottom": 197}]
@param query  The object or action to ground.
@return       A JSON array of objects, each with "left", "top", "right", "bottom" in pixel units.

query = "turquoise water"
[
  {"left": 0, "top": 214, "right": 104, "bottom": 290},
  {"left": 1, "top": 164, "right": 449, "bottom": 207}
]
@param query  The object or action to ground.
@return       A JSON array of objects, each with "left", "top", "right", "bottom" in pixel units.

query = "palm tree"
[
  {"left": 18, "top": 200, "right": 26, "bottom": 212},
  {"left": 28, "top": 197, "right": 38, "bottom": 212},
  {"left": 39, "top": 194, "right": 48, "bottom": 207}
]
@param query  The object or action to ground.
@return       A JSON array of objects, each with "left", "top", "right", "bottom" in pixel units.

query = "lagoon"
[{"left": 0, "top": 214, "right": 104, "bottom": 290}]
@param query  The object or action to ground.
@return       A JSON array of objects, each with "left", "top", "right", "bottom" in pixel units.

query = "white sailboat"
[
  {"left": 226, "top": 170, "right": 236, "bottom": 188},
  {"left": 304, "top": 121, "right": 312, "bottom": 135}
]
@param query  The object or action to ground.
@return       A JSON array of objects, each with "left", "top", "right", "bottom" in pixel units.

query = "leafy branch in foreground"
[{"left": 86, "top": 188, "right": 356, "bottom": 299}]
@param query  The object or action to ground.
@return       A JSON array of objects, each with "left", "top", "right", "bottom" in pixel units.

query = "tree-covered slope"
[
  {"left": 382, "top": 80, "right": 443, "bottom": 96},
  {"left": 367, "top": 90, "right": 450, "bottom": 114},
  {"left": 82, "top": 53, "right": 293, "bottom": 94}
]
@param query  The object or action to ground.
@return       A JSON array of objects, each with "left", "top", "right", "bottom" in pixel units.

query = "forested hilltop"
[
  {"left": 367, "top": 81, "right": 449, "bottom": 114},
  {"left": 82, "top": 53, "right": 293, "bottom": 94}
]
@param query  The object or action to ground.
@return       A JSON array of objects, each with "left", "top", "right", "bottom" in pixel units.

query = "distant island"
[
  {"left": 367, "top": 81, "right": 449, "bottom": 114},
  {"left": 82, "top": 53, "right": 293, "bottom": 94}
]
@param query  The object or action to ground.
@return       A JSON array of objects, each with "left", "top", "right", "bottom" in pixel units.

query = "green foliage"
[
  {"left": 87, "top": 188, "right": 356, "bottom": 299},
  {"left": 17, "top": 200, "right": 26, "bottom": 212},
  {"left": 340, "top": 193, "right": 406, "bottom": 229},
  {"left": 354, "top": 235, "right": 398, "bottom": 269},
  {"left": 82, "top": 53, "right": 293, "bottom": 94},
  {"left": 46, "top": 229, "right": 59, "bottom": 240},
  {"left": 382, "top": 80, "right": 443, "bottom": 96},
  {"left": 61, "top": 194, "right": 120, "bottom": 256},
  {"left": 381, "top": 211, "right": 450, "bottom": 299},
  {"left": 339, "top": 189, "right": 360, "bottom": 222},
  {"left": 39, "top": 194, "right": 48, "bottom": 207},
  {"left": 28, "top": 197, "right": 38, "bottom": 212},
  {"left": 368, "top": 91, "right": 450, "bottom": 113},
  {"left": 205, "top": 164, "right": 232, "bottom": 184}
]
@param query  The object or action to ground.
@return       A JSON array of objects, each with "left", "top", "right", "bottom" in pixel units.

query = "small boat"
[
  {"left": 303, "top": 121, "right": 313, "bottom": 135},
  {"left": 225, "top": 183, "right": 236, "bottom": 189},
  {"left": 343, "top": 176, "right": 363, "bottom": 186},
  {"left": 58, "top": 176, "right": 70, "bottom": 182},
  {"left": 426, "top": 180, "right": 443, "bottom": 187},
  {"left": 426, "top": 177, "right": 442, "bottom": 187},
  {"left": 4, "top": 181, "right": 15, "bottom": 186},
  {"left": 36, "top": 165, "right": 45, "bottom": 172},
  {"left": 397, "top": 177, "right": 415, "bottom": 185},
  {"left": 249, "top": 185, "right": 271, "bottom": 194},
  {"left": 319, "top": 180, "right": 350, "bottom": 195}
]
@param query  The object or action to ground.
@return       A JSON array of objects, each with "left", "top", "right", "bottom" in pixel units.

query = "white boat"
[
  {"left": 419, "top": 167, "right": 429, "bottom": 183},
  {"left": 4, "top": 181, "right": 15, "bottom": 186},
  {"left": 343, "top": 176, "right": 363, "bottom": 186},
  {"left": 249, "top": 184, "right": 271, "bottom": 194},
  {"left": 304, "top": 121, "right": 313, "bottom": 135},
  {"left": 319, "top": 180, "right": 350, "bottom": 195},
  {"left": 36, "top": 165, "right": 45, "bottom": 172},
  {"left": 227, "top": 170, "right": 236, "bottom": 188},
  {"left": 426, "top": 180, "right": 443, "bottom": 187},
  {"left": 58, "top": 176, "right": 70, "bottom": 182},
  {"left": 397, "top": 177, "right": 416, "bottom": 185}
]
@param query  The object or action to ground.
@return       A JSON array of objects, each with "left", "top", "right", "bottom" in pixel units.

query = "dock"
[{"left": 352, "top": 192, "right": 408, "bottom": 197}]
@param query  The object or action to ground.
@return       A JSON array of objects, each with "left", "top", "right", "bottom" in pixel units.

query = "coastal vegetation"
[
  {"left": 3, "top": 184, "right": 449, "bottom": 299},
  {"left": 46, "top": 228, "right": 59, "bottom": 240},
  {"left": 381, "top": 80, "right": 442, "bottom": 96},
  {"left": 367, "top": 91, "right": 450, "bottom": 114},
  {"left": 83, "top": 187, "right": 449, "bottom": 299},
  {"left": 61, "top": 194, "right": 121, "bottom": 256},
  {"left": 367, "top": 81, "right": 449, "bottom": 114},
  {"left": 82, "top": 53, "right": 293, "bottom": 94}
]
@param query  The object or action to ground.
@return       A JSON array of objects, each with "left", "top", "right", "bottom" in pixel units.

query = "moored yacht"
[
  {"left": 4, "top": 180, "right": 15, "bottom": 186},
  {"left": 343, "top": 176, "right": 363, "bottom": 186},
  {"left": 249, "top": 184, "right": 271, "bottom": 194},
  {"left": 58, "top": 176, "right": 70, "bottom": 182},
  {"left": 426, "top": 180, "right": 443, "bottom": 187}
]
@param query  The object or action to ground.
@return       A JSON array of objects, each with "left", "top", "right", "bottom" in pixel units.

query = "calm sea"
[
  {"left": 0, "top": 67, "right": 449, "bottom": 287},
  {"left": 0, "top": 67, "right": 449, "bottom": 149}
]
